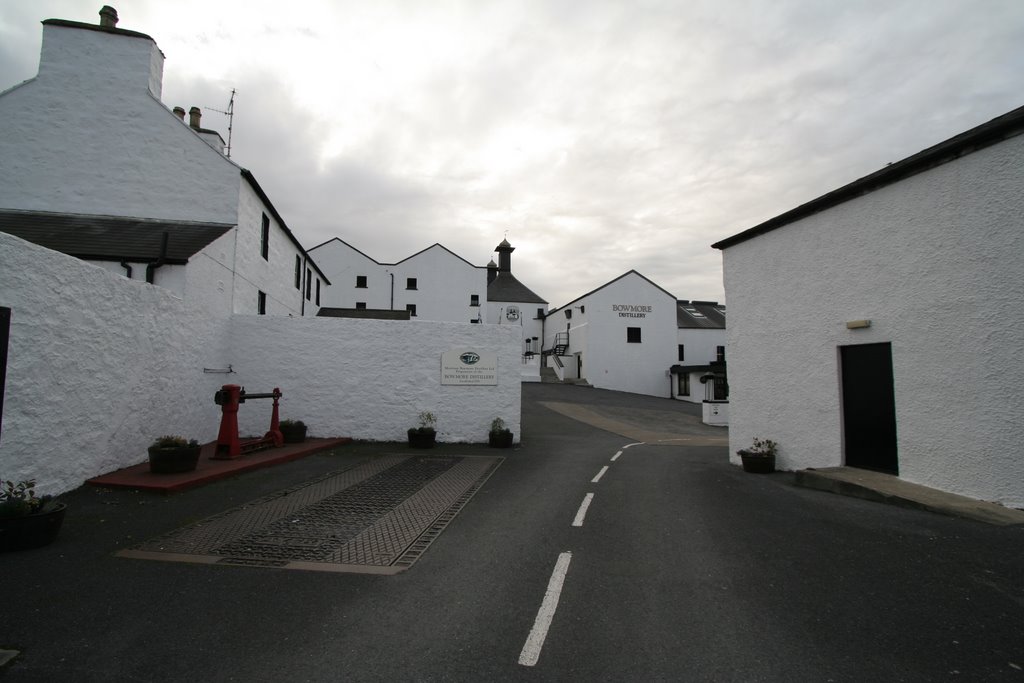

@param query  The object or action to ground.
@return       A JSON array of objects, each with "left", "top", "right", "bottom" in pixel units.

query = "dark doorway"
[{"left": 840, "top": 343, "right": 898, "bottom": 474}]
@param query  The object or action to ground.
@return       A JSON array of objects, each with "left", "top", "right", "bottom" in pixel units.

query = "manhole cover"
[{"left": 119, "top": 454, "right": 503, "bottom": 574}]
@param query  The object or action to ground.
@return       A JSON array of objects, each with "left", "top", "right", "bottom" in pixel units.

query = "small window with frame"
[
  {"left": 406, "top": 278, "right": 417, "bottom": 290},
  {"left": 356, "top": 275, "right": 367, "bottom": 288},
  {"left": 627, "top": 327, "right": 641, "bottom": 343},
  {"left": 406, "top": 304, "right": 417, "bottom": 316}
]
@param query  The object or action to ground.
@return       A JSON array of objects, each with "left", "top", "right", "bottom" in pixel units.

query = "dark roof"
[
  {"left": 548, "top": 270, "right": 674, "bottom": 315},
  {"left": 676, "top": 300, "right": 726, "bottom": 329},
  {"left": 317, "top": 308, "right": 411, "bottom": 320},
  {"left": 712, "top": 104, "right": 1024, "bottom": 250},
  {"left": 487, "top": 272, "right": 547, "bottom": 304},
  {"left": 0, "top": 209, "right": 233, "bottom": 262}
]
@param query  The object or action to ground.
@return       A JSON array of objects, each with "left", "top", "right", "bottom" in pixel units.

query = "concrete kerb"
[{"left": 793, "top": 466, "right": 1024, "bottom": 526}]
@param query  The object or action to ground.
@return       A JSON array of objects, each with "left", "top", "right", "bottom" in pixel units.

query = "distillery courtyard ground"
[{"left": 1, "top": 383, "right": 1022, "bottom": 681}]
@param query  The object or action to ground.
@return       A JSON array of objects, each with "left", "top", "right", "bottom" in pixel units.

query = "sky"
[{"left": 2, "top": 1, "right": 1023, "bottom": 307}]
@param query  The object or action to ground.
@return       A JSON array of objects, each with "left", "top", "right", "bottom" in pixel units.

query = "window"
[
  {"left": 537, "top": 308, "right": 545, "bottom": 319},
  {"left": 565, "top": 309, "right": 572, "bottom": 319},
  {"left": 257, "top": 290, "right": 266, "bottom": 315},
  {"left": 717, "top": 345, "right": 726, "bottom": 362},
  {"left": 470, "top": 294, "right": 480, "bottom": 306},
  {"left": 406, "top": 277, "right": 417, "bottom": 290},
  {"left": 681, "top": 304, "right": 705, "bottom": 318},
  {"left": 627, "top": 327, "right": 641, "bottom": 343},
  {"left": 294, "top": 255, "right": 301, "bottom": 289},
  {"left": 356, "top": 275, "right": 367, "bottom": 288},
  {"left": 315, "top": 279, "right": 321, "bottom": 306},
  {"left": 305, "top": 268, "right": 312, "bottom": 300},
  {"left": 355, "top": 302, "right": 367, "bottom": 310},
  {"left": 678, "top": 344, "right": 685, "bottom": 362},
  {"left": 470, "top": 319, "right": 480, "bottom": 323},
  {"left": 678, "top": 373, "right": 690, "bottom": 396},
  {"left": 260, "top": 213, "right": 270, "bottom": 260},
  {"left": 406, "top": 304, "right": 417, "bottom": 317}
]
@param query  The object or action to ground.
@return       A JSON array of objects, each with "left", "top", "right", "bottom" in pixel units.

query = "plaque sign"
[{"left": 441, "top": 350, "right": 498, "bottom": 386}]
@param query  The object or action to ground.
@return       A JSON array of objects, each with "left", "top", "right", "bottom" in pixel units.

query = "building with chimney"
[{"left": 0, "top": 6, "right": 328, "bottom": 316}]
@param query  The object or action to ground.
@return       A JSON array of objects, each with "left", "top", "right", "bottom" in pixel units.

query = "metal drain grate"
[{"left": 119, "top": 454, "right": 503, "bottom": 574}]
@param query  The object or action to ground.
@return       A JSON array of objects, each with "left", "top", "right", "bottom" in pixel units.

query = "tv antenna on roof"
[{"left": 207, "top": 88, "right": 236, "bottom": 158}]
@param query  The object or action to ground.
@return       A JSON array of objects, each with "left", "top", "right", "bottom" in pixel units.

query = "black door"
[{"left": 840, "top": 342, "right": 898, "bottom": 474}]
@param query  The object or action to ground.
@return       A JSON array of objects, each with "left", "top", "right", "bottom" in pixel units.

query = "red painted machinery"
[{"left": 213, "top": 384, "right": 284, "bottom": 459}]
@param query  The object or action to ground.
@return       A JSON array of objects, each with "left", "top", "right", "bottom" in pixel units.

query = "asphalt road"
[{"left": 2, "top": 383, "right": 1023, "bottom": 681}]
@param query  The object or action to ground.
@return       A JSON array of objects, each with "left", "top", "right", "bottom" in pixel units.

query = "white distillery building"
[
  {"left": 712, "top": 104, "right": 1024, "bottom": 508},
  {"left": 310, "top": 237, "right": 548, "bottom": 354},
  {"left": 0, "top": 7, "right": 328, "bottom": 317},
  {"left": 542, "top": 271, "right": 727, "bottom": 403}
]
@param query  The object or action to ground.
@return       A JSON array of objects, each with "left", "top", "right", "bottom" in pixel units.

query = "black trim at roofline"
[
  {"left": 711, "top": 104, "right": 1024, "bottom": 250},
  {"left": 42, "top": 18, "right": 156, "bottom": 43},
  {"left": 547, "top": 270, "right": 675, "bottom": 316}
]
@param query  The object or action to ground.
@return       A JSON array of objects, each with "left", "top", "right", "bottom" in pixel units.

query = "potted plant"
[
  {"left": 279, "top": 419, "right": 308, "bottom": 444},
  {"left": 0, "top": 479, "right": 66, "bottom": 552},
  {"left": 148, "top": 435, "right": 202, "bottom": 473},
  {"left": 737, "top": 437, "right": 777, "bottom": 473},
  {"left": 408, "top": 411, "right": 437, "bottom": 449},
  {"left": 488, "top": 417, "right": 514, "bottom": 448}
]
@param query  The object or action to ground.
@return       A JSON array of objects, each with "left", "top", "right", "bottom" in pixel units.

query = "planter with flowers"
[
  {"left": 737, "top": 437, "right": 777, "bottom": 474},
  {"left": 148, "top": 435, "right": 202, "bottom": 473},
  {"left": 0, "top": 479, "right": 66, "bottom": 552},
  {"left": 488, "top": 417, "right": 514, "bottom": 448},
  {"left": 279, "top": 419, "right": 308, "bottom": 444},
  {"left": 408, "top": 411, "right": 437, "bottom": 449}
]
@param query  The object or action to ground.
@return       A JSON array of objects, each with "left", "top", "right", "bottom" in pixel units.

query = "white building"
[
  {"left": 712, "top": 105, "right": 1024, "bottom": 507},
  {"left": 0, "top": 7, "right": 328, "bottom": 317},
  {"left": 543, "top": 271, "right": 727, "bottom": 401},
  {"left": 310, "top": 237, "right": 548, "bottom": 359}
]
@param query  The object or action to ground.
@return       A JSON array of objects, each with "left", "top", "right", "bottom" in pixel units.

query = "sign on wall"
[
  {"left": 612, "top": 304, "right": 652, "bottom": 319},
  {"left": 441, "top": 350, "right": 498, "bottom": 385}
]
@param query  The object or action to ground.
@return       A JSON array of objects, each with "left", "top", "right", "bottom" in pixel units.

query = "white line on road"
[
  {"left": 611, "top": 450, "right": 622, "bottom": 461},
  {"left": 519, "top": 552, "right": 573, "bottom": 667},
  {"left": 622, "top": 442, "right": 645, "bottom": 449},
  {"left": 572, "top": 493, "right": 595, "bottom": 527},
  {"left": 591, "top": 465, "right": 609, "bottom": 483}
]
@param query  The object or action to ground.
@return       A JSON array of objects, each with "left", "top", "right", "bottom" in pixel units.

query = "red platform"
[{"left": 87, "top": 438, "right": 352, "bottom": 493}]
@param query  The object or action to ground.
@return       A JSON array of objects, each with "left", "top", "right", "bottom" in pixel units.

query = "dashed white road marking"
[
  {"left": 572, "top": 493, "right": 595, "bottom": 527},
  {"left": 518, "top": 552, "right": 573, "bottom": 667},
  {"left": 611, "top": 450, "right": 622, "bottom": 461},
  {"left": 591, "top": 466, "right": 609, "bottom": 483}
]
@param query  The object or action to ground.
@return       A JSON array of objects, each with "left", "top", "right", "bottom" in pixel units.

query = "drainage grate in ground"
[{"left": 118, "top": 454, "right": 503, "bottom": 574}]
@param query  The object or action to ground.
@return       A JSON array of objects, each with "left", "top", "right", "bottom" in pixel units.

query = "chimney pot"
[
  {"left": 172, "top": 106, "right": 186, "bottom": 121},
  {"left": 189, "top": 106, "right": 201, "bottom": 129},
  {"left": 99, "top": 6, "right": 119, "bottom": 28}
]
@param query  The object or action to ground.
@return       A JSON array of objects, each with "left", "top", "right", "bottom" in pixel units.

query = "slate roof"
[
  {"left": 676, "top": 300, "right": 726, "bottom": 329},
  {"left": 487, "top": 272, "right": 547, "bottom": 304},
  {"left": 0, "top": 209, "right": 234, "bottom": 263},
  {"left": 712, "top": 104, "right": 1024, "bottom": 250}
]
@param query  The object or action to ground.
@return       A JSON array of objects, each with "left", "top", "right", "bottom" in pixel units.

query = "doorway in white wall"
[{"left": 840, "top": 342, "right": 899, "bottom": 474}]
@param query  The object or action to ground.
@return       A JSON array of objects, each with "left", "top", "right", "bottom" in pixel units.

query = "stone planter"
[
  {"left": 280, "top": 423, "right": 307, "bottom": 444},
  {"left": 408, "top": 429, "right": 436, "bottom": 449},
  {"left": 488, "top": 430, "right": 514, "bottom": 448},
  {"left": 0, "top": 503, "right": 67, "bottom": 552},
  {"left": 148, "top": 444, "right": 202, "bottom": 474}
]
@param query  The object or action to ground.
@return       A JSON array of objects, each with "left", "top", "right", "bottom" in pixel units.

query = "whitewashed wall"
[
  {"left": 227, "top": 317, "right": 521, "bottom": 443},
  {"left": 0, "top": 232, "right": 229, "bottom": 495},
  {"left": 1, "top": 233, "right": 522, "bottom": 496},
  {"left": 721, "top": 133, "right": 1024, "bottom": 507}
]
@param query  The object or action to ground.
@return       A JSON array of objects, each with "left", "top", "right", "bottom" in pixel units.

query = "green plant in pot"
[
  {"left": 488, "top": 417, "right": 514, "bottom": 448},
  {"left": 408, "top": 411, "right": 437, "bottom": 449},
  {"left": 279, "top": 419, "right": 308, "bottom": 444},
  {"left": 0, "top": 478, "right": 66, "bottom": 552},
  {"left": 737, "top": 437, "right": 777, "bottom": 473},
  {"left": 148, "top": 435, "right": 202, "bottom": 474}
]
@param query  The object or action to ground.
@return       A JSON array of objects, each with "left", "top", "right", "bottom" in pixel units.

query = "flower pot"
[
  {"left": 739, "top": 450, "right": 775, "bottom": 474},
  {"left": 148, "top": 444, "right": 202, "bottom": 473},
  {"left": 488, "top": 430, "right": 514, "bottom": 448},
  {"left": 408, "top": 428, "right": 436, "bottom": 449},
  {"left": 0, "top": 502, "right": 67, "bottom": 552},
  {"left": 280, "top": 423, "right": 307, "bottom": 444}
]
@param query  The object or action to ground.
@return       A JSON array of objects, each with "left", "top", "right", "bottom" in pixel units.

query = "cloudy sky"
[{"left": 2, "top": 1, "right": 1022, "bottom": 306}]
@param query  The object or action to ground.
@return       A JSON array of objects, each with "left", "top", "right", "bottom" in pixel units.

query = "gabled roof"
[
  {"left": 0, "top": 209, "right": 233, "bottom": 263},
  {"left": 394, "top": 243, "right": 483, "bottom": 269},
  {"left": 547, "top": 270, "right": 674, "bottom": 315},
  {"left": 487, "top": 272, "right": 547, "bottom": 304},
  {"left": 677, "top": 300, "right": 726, "bottom": 329},
  {"left": 712, "top": 104, "right": 1024, "bottom": 250},
  {"left": 42, "top": 18, "right": 156, "bottom": 43}
]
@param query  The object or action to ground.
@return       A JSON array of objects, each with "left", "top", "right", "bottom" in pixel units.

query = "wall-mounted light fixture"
[{"left": 846, "top": 319, "right": 871, "bottom": 330}]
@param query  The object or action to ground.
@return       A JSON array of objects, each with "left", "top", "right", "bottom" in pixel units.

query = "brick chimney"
[
  {"left": 99, "top": 6, "right": 118, "bottom": 28},
  {"left": 189, "top": 106, "right": 201, "bottom": 129},
  {"left": 172, "top": 106, "right": 186, "bottom": 121}
]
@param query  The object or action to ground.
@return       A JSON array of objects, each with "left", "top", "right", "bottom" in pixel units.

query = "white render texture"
[
  {"left": 721, "top": 132, "right": 1024, "bottom": 507},
  {"left": 0, "top": 233, "right": 522, "bottom": 497}
]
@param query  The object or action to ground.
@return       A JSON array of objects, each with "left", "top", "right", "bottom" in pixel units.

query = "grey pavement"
[{"left": 1, "top": 383, "right": 1023, "bottom": 681}]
